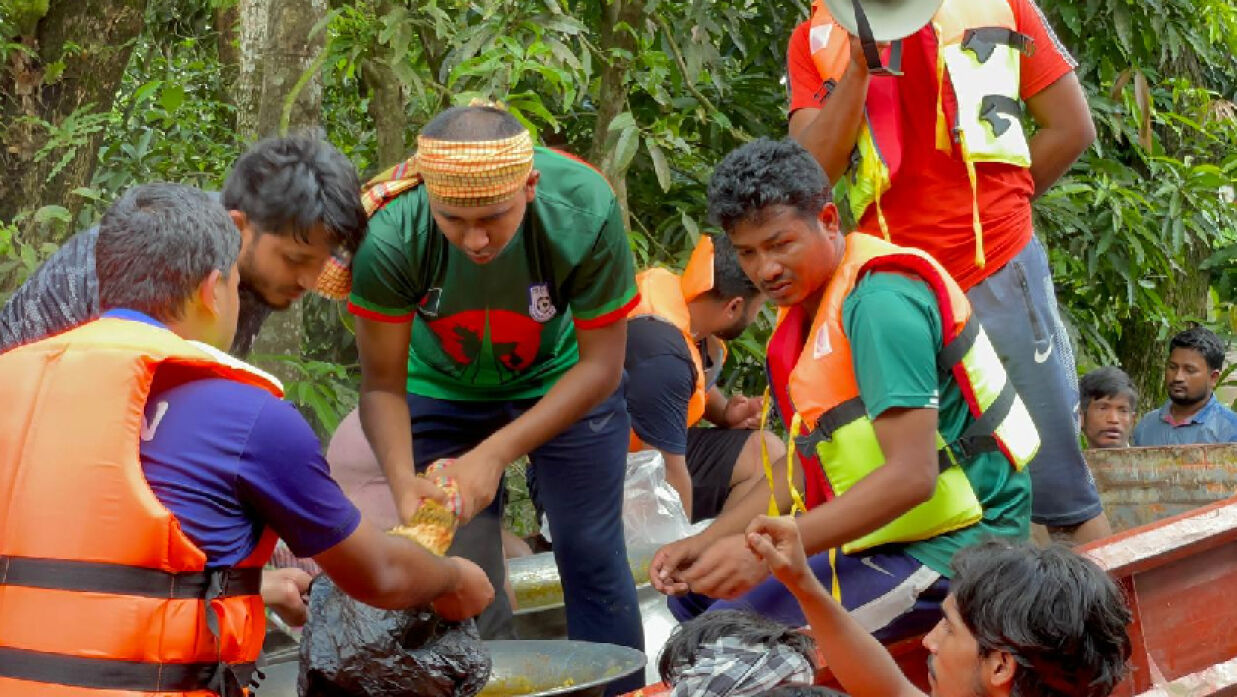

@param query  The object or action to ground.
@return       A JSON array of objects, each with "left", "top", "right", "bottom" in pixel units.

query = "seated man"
[
  {"left": 626, "top": 233, "right": 786, "bottom": 522},
  {"left": 747, "top": 514, "right": 1132, "bottom": 697},
  {"left": 0, "top": 184, "right": 492, "bottom": 697},
  {"left": 652, "top": 138, "right": 1035, "bottom": 644},
  {"left": 1079, "top": 367, "right": 1138, "bottom": 449},
  {"left": 1133, "top": 326, "right": 1237, "bottom": 446}
]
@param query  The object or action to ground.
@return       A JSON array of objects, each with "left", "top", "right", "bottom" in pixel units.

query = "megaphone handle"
[
  {"left": 850, "top": 0, "right": 905, "bottom": 77},
  {"left": 850, "top": 0, "right": 883, "bottom": 71}
]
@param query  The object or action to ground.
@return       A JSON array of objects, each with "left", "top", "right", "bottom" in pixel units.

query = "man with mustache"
[
  {"left": 624, "top": 233, "right": 786, "bottom": 523},
  {"left": 1079, "top": 367, "right": 1137, "bottom": 449},
  {"left": 1132, "top": 326, "right": 1237, "bottom": 446},
  {"left": 652, "top": 138, "right": 1035, "bottom": 643},
  {"left": 747, "top": 514, "right": 1131, "bottom": 697}
]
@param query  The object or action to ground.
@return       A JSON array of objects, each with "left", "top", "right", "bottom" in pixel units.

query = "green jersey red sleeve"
[
  {"left": 565, "top": 197, "right": 640, "bottom": 330},
  {"left": 347, "top": 203, "right": 422, "bottom": 323}
]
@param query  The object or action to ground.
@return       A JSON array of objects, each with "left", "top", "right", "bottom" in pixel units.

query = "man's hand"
[
  {"left": 680, "top": 533, "right": 770, "bottom": 599},
  {"left": 746, "top": 515, "right": 818, "bottom": 596},
  {"left": 722, "top": 395, "right": 763, "bottom": 429},
  {"left": 650, "top": 534, "right": 709, "bottom": 596},
  {"left": 435, "top": 448, "right": 505, "bottom": 522},
  {"left": 261, "top": 567, "right": 313, "bottom": 627},
  {"left": 431, "top": 556, "right": 496, "bottom": 621},
  {"left": 393, "top": 476, "right": 448, "bottom": 526}
]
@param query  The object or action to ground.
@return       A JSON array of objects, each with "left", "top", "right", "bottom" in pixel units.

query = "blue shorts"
[
  {"left": 966, "top": 235, "right": 1104, "bottom": 527},
  {"left": 669, "top": 546, "right": 949, "bottom": 644}
]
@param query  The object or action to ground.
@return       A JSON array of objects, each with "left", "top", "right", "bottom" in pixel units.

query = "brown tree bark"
[
  {"left": 588, "top": 0, "right": 645, "bottom": 227},
  {"left": 255, "top": 0, "right": 327, "bottom": 137},
  {"left": 362, "top": 55, "right": 407, "bottom": 169},
  {"left": 215, "top": 2, "right": 240, "bottom": 87},
  {"left": 0, "top": 0, "right": 148, "bottom": 238},
  {"left": 233, "top": 0, "right": 269, "bottom": 140}
]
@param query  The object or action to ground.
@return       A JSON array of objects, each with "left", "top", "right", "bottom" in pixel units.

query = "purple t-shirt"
[{"left": 136, "top": 348, "right": 361, "bottom": 567}]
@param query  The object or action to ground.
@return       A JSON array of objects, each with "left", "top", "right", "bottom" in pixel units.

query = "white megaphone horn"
[{"left": 822, "top": 0, "right": 945, "bottom": 76}]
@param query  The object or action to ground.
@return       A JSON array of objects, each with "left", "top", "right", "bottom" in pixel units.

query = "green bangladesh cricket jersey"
[{"left": 348, "top": 147, "right": 639, "bottom": 401}]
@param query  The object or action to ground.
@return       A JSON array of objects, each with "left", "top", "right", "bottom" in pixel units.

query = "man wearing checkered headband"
[{"left": 346, "top": 101, "right": 643, "bottom": 686}]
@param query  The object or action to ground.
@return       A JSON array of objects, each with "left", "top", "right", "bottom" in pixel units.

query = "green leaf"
[
  {"left": 33, "top": 205, "right": 71, "bottom": 225},
  {"left": 607, "top": 111, "right": 636, "bottom": 133},
  {"left": 646, "top": 137, "right": 671, "bottom": 192},
  {"left": 681, "top": 212, "right": 700, "bottom": 242},
  {"left": 612, "top": 125, "right": 640, "bottom": 173},
  {"left": 158, "top": 84, "right": 186, "bottom": 113}
]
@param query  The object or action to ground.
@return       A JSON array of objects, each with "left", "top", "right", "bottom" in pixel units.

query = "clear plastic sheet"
[
  {"left": 541, "top": 451, "right": 691, "bottom": 547},
  {"left": 298, "top": 576, "right": 492, "bottom": 697}
]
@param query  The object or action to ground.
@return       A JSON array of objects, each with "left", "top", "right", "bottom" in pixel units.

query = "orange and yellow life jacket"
[
  {"left": 627, "top": 237, "right": 727, "bottom": 451},
  {"left": 765, "top": 234, "right": 1039, "bottom": 553},
  {"left": 809, "top": 0, "right": 1035, "bottom": 268},
  {"left": 0, "top": 317, "right": 285, "bottom": 697}
]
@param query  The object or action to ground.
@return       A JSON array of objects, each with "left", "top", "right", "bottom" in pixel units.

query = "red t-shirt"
[{"left": 787, "top": 0, "right": 1076, "bottom": 289}]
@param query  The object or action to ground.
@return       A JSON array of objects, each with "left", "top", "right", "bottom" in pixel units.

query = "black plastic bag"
[{"left": 297, "top": 576, "right": 492, "bottom": 697}]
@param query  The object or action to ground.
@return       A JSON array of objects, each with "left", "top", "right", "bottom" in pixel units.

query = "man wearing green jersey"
[{"left": 347, "top": 105, "right": 643, "bottom": 687}]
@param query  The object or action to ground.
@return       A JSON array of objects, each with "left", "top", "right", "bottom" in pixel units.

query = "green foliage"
[
  {"left": 254, "top": 354, "right": 360, "bottom": 440},
  {"left": 1036, "top": 0, "right": 1237, "bottom": 391}
]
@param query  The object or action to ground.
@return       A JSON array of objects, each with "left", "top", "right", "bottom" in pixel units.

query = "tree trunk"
[
  {"left": 0, "top": 0, "right": 148, "bottom": 238},
  {"left": 234, "top": 0, "right": 269, "bottom": 141},
  {"left": 255, "top": 0, "right": 327, "bottom": 138},
  {"left": 215, "top": 3, "right": 240, "bottom": 92},
  {"left": 588, "top": 0, "right": 644, "bottom": 227},
  {"left": 363, "top": 56, "right": 407, "bottom": 169}
]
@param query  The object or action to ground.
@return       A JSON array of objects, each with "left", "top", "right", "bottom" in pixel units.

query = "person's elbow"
[
  {"left": 899, "top": 459, "right": 939, "bottom": 507},
  {"left": 1070, "top": 110, "right": 1097, "bottom": 156}
]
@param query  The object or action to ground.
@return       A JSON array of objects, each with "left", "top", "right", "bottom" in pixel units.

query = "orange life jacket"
[
  {"left": 765, "top": 234, "right": 1038, "bottom": 551},
  {"left": 0, "top": 316, "right": 285, "bottom": 697},
  {"left": 626, "top": 268, "right": 727, "bottom": 451}
]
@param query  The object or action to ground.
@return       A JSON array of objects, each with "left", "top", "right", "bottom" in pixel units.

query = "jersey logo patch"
[
  {"left": 418, "top": 288, "right": 443, "bottom": 319},
  {"left": 528, "top": 283, "right": 557, "bottom": 322}
]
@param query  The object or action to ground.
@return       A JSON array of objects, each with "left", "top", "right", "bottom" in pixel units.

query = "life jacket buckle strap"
[
  {"left": 960, "top": 27, "right": 1036, "bottom": 63},
  {"left": 978, "top": 95, "right": 1023, "bottom": 138}
]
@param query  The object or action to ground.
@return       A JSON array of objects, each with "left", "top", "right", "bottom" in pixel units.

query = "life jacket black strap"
[
  {"left": 978, "top": 95, "right": 1023, "bottom": 138},
  {"left": 961, "top": 27, "right": 1035, "bottom": 63},
  {"left": 938, "top": 380, "right": 1017, "bottom": 470},
  {"left": 938, "top": 319, "right": 980, "bottom": 373},
  {"left": 0, "top": 646, "right": 257, "bottom": 692},
  {"left": 795, "top": 396, "right": 868, "bottom": 454},
  {"left": 0, "top": 556, "right": 262, "bottom": 599}
]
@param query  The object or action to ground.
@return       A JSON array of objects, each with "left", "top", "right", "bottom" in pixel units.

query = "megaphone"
[{"left": 822, "top": 0, "right": 944, "bottom": 75}]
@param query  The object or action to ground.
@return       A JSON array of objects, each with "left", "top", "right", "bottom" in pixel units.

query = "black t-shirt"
[{"left": 624, "top": 317, "right": 701, "bottom": 454}]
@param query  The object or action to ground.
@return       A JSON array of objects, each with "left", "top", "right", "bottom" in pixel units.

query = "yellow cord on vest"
[
  {"left": 828, "top": 547, "right": 843, "bottom": 602},
  {"left": 758, "top": 388, "right": 808, "bottom": 517},
  {"left": 785, "top": 413, "right": 808, "bottom": 516},
  {"left": 874, "top": 189, "right": 890, "bottom": 241},
  {"left": 934, "top": 46, "right": 951, "bottom": 153},
  {"left": 957, "top": 130, "right": 986, "bottom": 269},
  {"left": 758, "top": 388, "right": 780, "bottom": 517}
]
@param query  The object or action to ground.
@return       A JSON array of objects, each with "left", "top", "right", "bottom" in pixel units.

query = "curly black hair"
[
  {"left": 707, "top": 138, "right": 832, "bottom": 234},
  {"left": 951, "top": 540, "right": 1132, "bottom": 697},
  {"left": 706, "top": 233, "right": 761, "bottom": 302},
  {"left": 1079, "top": 366, "right": 1138, "bottom": 412},
  {"left": 1169, "top": 325, "right": 1227, "bottom": 371}
]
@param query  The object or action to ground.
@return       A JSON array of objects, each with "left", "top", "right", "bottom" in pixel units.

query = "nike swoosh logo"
[
  {"left": 588, "top": 412, "right": 616, "bottom": 433},
  {"left": 859, "top": 556, "right": 893, "bottom": 577},
  {"left": 140, "top": 401, "right": 169, "bottom": 441},
  {"left": 1033, "top": 342, "right": 1053, "bottom": 364}
]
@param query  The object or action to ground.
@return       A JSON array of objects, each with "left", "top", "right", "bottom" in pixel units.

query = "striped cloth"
[{"left": 670, "top": 637, "right": 816, "bottom": 697}]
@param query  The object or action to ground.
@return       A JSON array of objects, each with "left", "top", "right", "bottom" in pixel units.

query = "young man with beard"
[
  {"left": 747, "top": 514, "right": 1131, "bottom": 697},
  {"left": 1132, "top": 326, "right": 1237, "bottom": 446},
  {"left": 1079, "top": 367, "right": 1138, "bottom": 449},
  {"left": 625, "top": 234, "right": 786, "bottom": 523},
  {"left": 652, "top": 138, "right": 1035, "bottom": 643},
  {"left": 347, "top": 104, "right": 643, "bottom": 692},
  {"left": 0, "top": 132, "right": 367, "bottom": 356}
]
